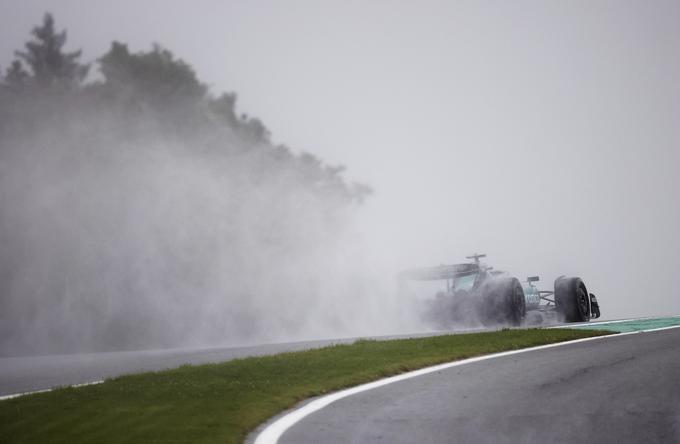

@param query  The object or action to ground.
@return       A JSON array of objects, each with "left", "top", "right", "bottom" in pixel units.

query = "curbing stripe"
[
  {"left": 0, "top": 380, "right": 104, "bottom": 401},
  {"left": 551, "top": 314, "right": 680, "bottom": 329},
  {"left": 253, "top": 324, "right": 680, "bottom": 444}
]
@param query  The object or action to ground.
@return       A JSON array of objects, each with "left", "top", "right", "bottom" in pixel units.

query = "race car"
[{"left": 399, "top": 253, "right": 601, "bottom": 327}]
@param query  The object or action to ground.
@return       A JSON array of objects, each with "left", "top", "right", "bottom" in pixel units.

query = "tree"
[
  {"left": 3, "top": 60, "right": 30, "bottom": 91},
  {"left": 15, "top": 13, "right": 89, "bottom": 91},
  {"left": 209, "top": 93, "right": 238, "bottom": 126},
  {"left": 98, "top": 42, "right": 206, "bottom": 107}
]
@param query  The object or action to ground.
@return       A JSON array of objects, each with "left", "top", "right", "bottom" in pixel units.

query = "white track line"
[
  {"left": 551, "top": 314, "right": 680, "bottom": 329},
  {"left": 253, "top": 324, "right": 680, "bottom": 444},
  {"left": 0, "top": 380, "right": 104, "bottom": 401}
]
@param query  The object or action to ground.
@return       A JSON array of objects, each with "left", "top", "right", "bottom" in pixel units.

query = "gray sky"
[{"left": 2, "top": 0, "right": 680, "bottom": 319}]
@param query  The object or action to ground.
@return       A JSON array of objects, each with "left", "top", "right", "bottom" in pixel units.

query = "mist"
[
  {"left": 0, "top": 24, "right": 422, "bottom": 356},
  {"left": 3, "top": 3, "right": 680, "bottom": 355}
]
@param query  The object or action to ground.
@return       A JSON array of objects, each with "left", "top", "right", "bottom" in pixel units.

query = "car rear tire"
[
  {"left": 480, "top": 277, "right": 526, "bottom": 326},
  {"left": 555, "top": 277, "right": 590, "bottom": 323}
]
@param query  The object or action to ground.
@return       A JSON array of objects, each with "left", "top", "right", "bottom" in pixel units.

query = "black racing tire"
[
  {"left": 479, "top": 277, "right": 526, "bottom": 326},
  {"left": 555, "top": 277, "right": 590, "bottom": 323}
]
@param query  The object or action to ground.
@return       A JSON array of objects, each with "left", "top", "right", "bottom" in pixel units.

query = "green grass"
[{"left": 0, "top": 328, "right": 612, "bottom": 444}]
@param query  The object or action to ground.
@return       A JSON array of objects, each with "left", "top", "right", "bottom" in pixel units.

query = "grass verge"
[{"left": 0, "top": 328, "right": 612, "bottom": 444}]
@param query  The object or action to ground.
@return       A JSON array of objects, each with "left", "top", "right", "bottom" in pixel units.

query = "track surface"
[
  {"left": 278, "top": 328, "right": 680, "bottom": 444},
  {"left": 3, "top": 317, "right": 675, "bottom": 398}
]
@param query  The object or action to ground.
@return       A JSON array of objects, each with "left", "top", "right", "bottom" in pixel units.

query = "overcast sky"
[{"left": 2, "top": 0, "right": 680, "bottom": 319}]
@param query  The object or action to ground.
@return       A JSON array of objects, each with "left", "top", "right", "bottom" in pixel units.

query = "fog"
[
  {"left": 0, "top": 56, "right": 422, "bottom": 355},
  {"left": 2, "top": 1, "right": 680, "bottom": 356}
]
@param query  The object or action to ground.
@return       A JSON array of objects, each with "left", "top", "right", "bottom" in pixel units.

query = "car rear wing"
[{"left": 398, "top": 263, "right": 479, "bottom": 281}]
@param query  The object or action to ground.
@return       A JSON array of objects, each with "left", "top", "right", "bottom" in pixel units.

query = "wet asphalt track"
[{"left": 277, "top": 327, "right": 680, "bottom": 444}]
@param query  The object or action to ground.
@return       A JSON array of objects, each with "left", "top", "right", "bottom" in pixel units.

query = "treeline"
[
  {"left": 0, "top": 14, "right": 371, "bottom": 356},
  {"left": 0, "top": 13, "right": 369, "bottom": 202}
]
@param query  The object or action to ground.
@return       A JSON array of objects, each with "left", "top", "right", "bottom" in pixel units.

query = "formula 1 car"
[{"left": 399, "top": 254, "right": 601, "bottom": 327}]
